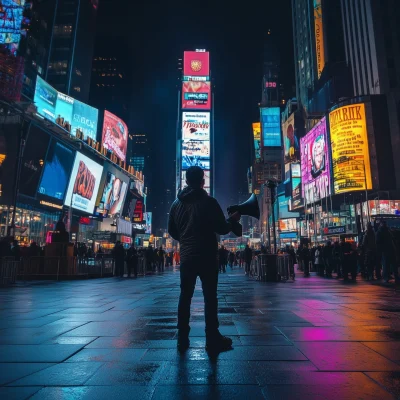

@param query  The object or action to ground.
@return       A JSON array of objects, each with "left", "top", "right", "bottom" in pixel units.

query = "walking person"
[
  {"left": 157, "top": 247, "right": 165, "bottom": 272},
  {"left": 315, "top": 246, "right": 323, "bottom": 276},
  {"left": 323, "top": 241, "right": 333, "bottom": 278},
  {"left": 332, "top": 241, "right": 341, "bottom": 278},
  {"left": 126, "top": 245, "right": 138, "bottom": 278},
  {"left": 376, "top": 221, "right": 397, "bottom": 282},
  {"left": 301, "top": 244, "right": 310, "bottom": 277},
  {"left": 218, "top": 246, "right": 227, "bottom": 273},
  {"left": 244, "top": 245, "right": 252, "bottom": 275},
  {"left": 228, "top": 251, "right": 235, "bottom": 269},
  {"left": 168, "top": 166, "right": 241, "bottom": 353},
  {"left": 112, "top": 241, "right": 125, "bottom": 277},
  {"left": 363, "top": 222, "right": 377, "bottom": 280}
]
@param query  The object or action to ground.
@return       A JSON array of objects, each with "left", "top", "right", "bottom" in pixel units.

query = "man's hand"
[{"left": 227, "top": 212, "right": 241, "bottom": 222}]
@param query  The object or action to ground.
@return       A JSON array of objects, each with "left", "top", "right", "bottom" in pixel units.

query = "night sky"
[{"left": 97, "top": 0, "right": 294, "bottom": 232}]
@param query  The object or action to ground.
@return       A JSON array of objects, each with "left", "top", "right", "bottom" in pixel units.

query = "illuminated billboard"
[
  {"left": 144, "top": 212, "right": 152, "bottom": 234},
  {"left": 261, "top": 107, "right": 281, "bottom": 147},
  {"left": 314, "top": 0, "right": 325, "bottom": 79},
  {"left": 97, "top": 164, "right": 129, "bottom": 218},
  {"left": 182, "top": 112, "right": 210, "bottom": 141},
  {"left": 252, "top": 122, "right": 261, "bottom": 160},
  {"left": 34, "top": 76, "right": 99, "bottom": 140},
  {"left": 64, "top": 152, "right": 104, "bottom": 214},
  {"left": 182, "top": 140, "right": 210, "bottom": 158},
  {"left": 182, "top": 81, "right": 211, "bottom": 110},
  {"left": 329, "top": 103, "right": 372, "bottom": 194},
  {"left": 181, "top": 170, "right": 210, "bottom": 189},
  {"left": 283, "top": 113, "right": 299, "bottom": 164},
  {"left": 102, "top": 110, "right": 128, "bottom": 162},
  {"left": 291, "top": 163, "right": 303, "bottom": 209},
  {"left": 300, "top": 117, "right": 331, "bottom": 203},
  {"left": 183, "top": 51, "right": 210, "bottom": 78}
]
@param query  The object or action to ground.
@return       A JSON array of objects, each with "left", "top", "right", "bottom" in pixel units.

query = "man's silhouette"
[{"left": 168, "top": 166, "right": 240, "bottom": 352}]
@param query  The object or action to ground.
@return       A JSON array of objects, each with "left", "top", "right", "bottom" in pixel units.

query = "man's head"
[{"left": 186, "top": 166, "right": 204, "bottom": 188}]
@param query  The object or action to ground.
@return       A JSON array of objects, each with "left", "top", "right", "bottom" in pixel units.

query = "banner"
[
  {"left": 183, "top": 51, "right": 210, "bottom": 78},
  {"left": 252, "top": 122, "right": 261, "bottom": 160},
  {"left": 329, "top": 103, "right": 372, "bottom": 194},
  {"left": 144, "top": 212, "right": 152, "bottom": 234},
  {"left": 261, "top": 107, "right": 281, "bottom": 147},
  {"left": 182, "top": 81, "right": 211, "bottom": 110},
  {"left": 300, "top": 117, "right": 331, "bottom": 203},
  {"left": 283, "top": 113, "right": 299, "bottom": 164},
  {"left": 182, "top": 112, "right": 210, "bottom": 141},
  {"left": 182, "top": 140, "right": 210, "bottom": 158},
  {"left": 314, "top": 0, "right": 325, "bottom": 79},
  {"left": 102, "top": 110, "right": 129, "bottom": 161}
]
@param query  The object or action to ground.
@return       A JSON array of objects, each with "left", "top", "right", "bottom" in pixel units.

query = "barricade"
[
  {"left": 252, "top": 254, "right": 295, "bottom": 282},
  {"left": 0, "top": 257, "right": 19, "bottom": 285}
]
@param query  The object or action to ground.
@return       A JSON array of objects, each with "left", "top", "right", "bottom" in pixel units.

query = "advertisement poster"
[
  {"left": 122, "top": 184, "right": 137, "bottom": 220},
  {"left": 0, "top": 0, "right": 26, "bottom": 55},
  {"left": 283, "top": 113, "right": 299, "bottom": 164},
  {"left": 64, "top": 152, "right": 104, "bottom": 214},
  {"left": 314, "top": 0, "right": 325, "bottom": 79},
  {"left": 102, "top": 110, "right": 128, "bottom": 161},
  {"left": 261, "top": 107, "right": 281, "bottom": 147},
  {"left": 252, "top": 122, "right": 261, "bottom": 160},
  {"left": 183, "top": 51, "right": 210, "bottom": 77},
  {"left": 182, "top": 140, "right": 210, "bottom": 158},
  {"left": 144, "top": 212, "right": 152, "bottom": 234},
  {"left": 38, "top": 141, "right": 75, "bottom": 202},
  {"left": 290, "top": 163, "right": 303, "bottom": 209},
  {"left": 279, "top": 218, "right": 297, "bottom": 232},
  {"left": 182, "top": 156, "right": 210, "bottom": 170},
  {"left": 329, "top": 103, "right": 372, "bottom": 194},
  {"left": 34, "top": 76, "right": 99, "bottom": 140},
  {"left": 300, "top": 117, "right": 331, "bottom": 203},
  {"left": 133, "top": 200, "right": 144, "bottom": 223},
  {"left": 182, "top": 81, "right": 211, "bottom": 109},
  {"left": 182, "top": 112, "right": 210, "bottom": 141},
  {"left": 98, "top": 171, "right": 128, "bottom": 218}
]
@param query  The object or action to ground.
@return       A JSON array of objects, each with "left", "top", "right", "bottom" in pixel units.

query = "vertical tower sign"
[{"left": 177, "top": 50, "right": 212, "bottom": 195}]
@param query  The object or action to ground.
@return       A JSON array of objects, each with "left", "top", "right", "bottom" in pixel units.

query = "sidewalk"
[{"left": 0, "top": 267, "right": 399, "bottom": 399}]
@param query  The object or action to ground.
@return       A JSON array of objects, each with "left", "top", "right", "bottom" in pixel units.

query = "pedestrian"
[
  {"left": 244, "top": 244, "right": 252, "bottom": 275},
  {"left": 323, "top": 241, "right": 333, "bottom": 278},
  {"left": 168, "top": 166, "right": 241, "bottom": 353},
  {"left": 11, "top": 240, "right": 21, "bottom": 261},
  {"left": 340, "top": 238, "right": 353, "bottom": 281},
  {"left": 332, "top": 241, "right": 341, "bottom": 277},
  {"left": 157, "top": 247, "right": 165, "bottom": 272},
  {"left": 363, "top": 222, "right": 377, "bottom": 280},
  {"left": 228, "top": 251, "right": 235, "bottom": 269},
  {"left": 146, "top": 245, "right": 154, "bottom": 271},
  {"left": 112, "top": 241, "right": 125, "bottom": 277},
  {"left": 300, "top": 244, "right": 310, "bottom": 277},
  {"left": 315, "top": 246, "right": 323, "bottom": 276},
  {"left": 29, "top": 241, "right": 40, "bottom": 257},
  {"left": 126, "top": 244, "right": 138, "bottom": 278},
  {"left": 218, "top": 246, "right": 227, "bottom": 273},
  {"left": 376, "top": 221, "right": 397, "bottom": 282}
]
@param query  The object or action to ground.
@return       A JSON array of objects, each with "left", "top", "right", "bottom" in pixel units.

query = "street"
[{"left": 0, "top": 268, "right": 399, "bottom": 399}]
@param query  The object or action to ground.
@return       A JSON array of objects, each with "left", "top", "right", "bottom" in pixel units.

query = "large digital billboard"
[
  {"left": 283, "top": 113, "right": 299, "bottom": 164},
  {"left": 291, "top": 163, "right": 303, "bottom": 209},
  {"left": 38, "top": 140, "right": 75, "bottom": 202},
  {"left": 34, "top": 76, "right": 99, "bottom": 140},
  {"left": 300, "top": 117, "right": 331, "bottom": 203},
  {"left": 314, "top": 0, "right": 325, "bottom": 79},
  {"left": 64, "top": 152, "right": 104, "bottom": 214},
  {"left": 182, "top": 112, "right": 210, "bottom": 141},
  {"left": 252, "top": 122, "right": 261, "bottom": 160},
  {"left": 183, "top": 51, "right": 210, "bottom": 78},
  {"left": 329, "top": 103, "right": 372, "bottom": 194},
  {"left": 144, "top": 212, "right": 152, "bottom": 234},
  {"left": 97, "top": 164, "right": 129, "bottom": 218},
  {"left": 182, "top": 140, "right": 210, "bottom": 158},
  {"left": 182, "top": 81, "right": 211, "bottom": 110},
  {"left": 101, "top": 110, "right": 128, "bottom": 161},
  {"left": 122, "top": 181, "right": 138, "bottom": 220},
  {"left": 261, "top": 107, "right": 281, "bottom": 147}
]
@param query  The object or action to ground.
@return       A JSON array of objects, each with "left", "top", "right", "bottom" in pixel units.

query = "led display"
[
  {"left": 182, "top": 111, "right": 210, "bottom": 141},
  {"left": 183, "top": 51, "right": 210, "bottom": 78},
  {"left": 101, "top": 110, "right": 128, "bottom": 162},
  {"left": 182, "top": 81, "right": 211, "bottom": 110},
  {"left": 261, "top": 107, "right": 281, "bottom": 147}
]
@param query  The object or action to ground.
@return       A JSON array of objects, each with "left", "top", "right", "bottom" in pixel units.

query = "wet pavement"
[{"left": 0, "top": 267, "right": 399, "bottom": 399}]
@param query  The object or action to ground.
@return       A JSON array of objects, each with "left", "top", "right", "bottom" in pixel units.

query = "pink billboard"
[
  {"left": 300, "top": 117, "right": 331, "bottom": 203},
  {"left": 102, "top": 111, "right": 128, "bottom": 162},
  {"left": 182, "top": 81, "right": 211, "bottom": 109},
  {"left": 183, "top": 51, "right": 210, "bottom": 77}
]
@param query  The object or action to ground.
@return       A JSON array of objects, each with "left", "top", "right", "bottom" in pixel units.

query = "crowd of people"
[{"left": 217, "top": 244, "right": 254, "bottom": 274}]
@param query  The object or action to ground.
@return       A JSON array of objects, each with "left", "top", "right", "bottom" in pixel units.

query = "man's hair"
[{"left": 186, "top": 166, "right": 204, "bottom": 187}]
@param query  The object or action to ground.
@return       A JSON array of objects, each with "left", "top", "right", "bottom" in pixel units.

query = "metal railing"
[
  {"left": 250, "top": 254, "right": 295, "bottom": 282},
  {"left": 0, "top": 257, "right": 19, "bottom": 286}
]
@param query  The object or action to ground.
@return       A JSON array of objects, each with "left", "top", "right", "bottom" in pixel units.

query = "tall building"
[
  {"left": 46, "top": 0, "right": 98, "bottom": 102},
  {"left": 128, "top": 133, "right": 149, "bottom": 175}
]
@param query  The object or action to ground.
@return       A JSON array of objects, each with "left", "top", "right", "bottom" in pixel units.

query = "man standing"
[
  {"left": 244, "top": 245, "right": 252, "bottom": 275},
  {"left": 168, "top": 166, "right": 240, "bottom": 353},
  {"left": 126, "top": 244, "right": 138, "bottom": 278},
  {"left": 112, "top": 241, "right": 125, "bottom": 277}
]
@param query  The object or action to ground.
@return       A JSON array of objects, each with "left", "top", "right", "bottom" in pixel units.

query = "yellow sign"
[
  {"left": 329, "top": 103, "right": 372, "bottom": 194},
  {"left": 252, "top": 122, "right": 261, "bottom": 160},
  {"left": 314, "top": 1, "right": 325, "bottom": 78}
]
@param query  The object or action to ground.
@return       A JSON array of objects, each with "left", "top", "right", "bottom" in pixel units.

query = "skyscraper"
[{"left": 46, "top": 0, "right": 98, "bottom": 102}]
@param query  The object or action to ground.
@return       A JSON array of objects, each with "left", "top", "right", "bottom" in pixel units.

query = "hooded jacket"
[{"left": 168, "top": 186, "right": 234, "bottom": 262}]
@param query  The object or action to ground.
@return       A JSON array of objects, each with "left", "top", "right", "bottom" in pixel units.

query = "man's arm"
[
  {"left": 168, "top": 203, "right": 180, "bottom": 241},
  {"left": 212, "top": 198, "right": 233, "bottom": 235}
]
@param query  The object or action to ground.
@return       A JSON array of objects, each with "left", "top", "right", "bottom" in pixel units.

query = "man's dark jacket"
[{"left": 168, "top": 187, "right": 235, "bottom": 263}]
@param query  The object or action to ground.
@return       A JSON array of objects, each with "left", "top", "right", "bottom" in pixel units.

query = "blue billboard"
[
  {"left": 261, "top": 107, "right": 281, "bottom": 147},
  {"left": 34, "top": 76, "right": 99, "bottom": 141}
]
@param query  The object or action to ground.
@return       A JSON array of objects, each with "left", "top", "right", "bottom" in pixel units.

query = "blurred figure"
[
  {"left": 363, "top": 222, "right": 377, "bottom": 280},
  {"left": 29, "top": 241, "right": 40, "bottom": 257},
  {"left": 332, "top": 241, "right": 341, "bottom": 277},
  {"left": 218, "top": 246, "right": 227, "bottom": 273},
  {"left": 244, "top": 245, "right": 252, "bottom": 275},
  {"left": 173, "top": 250, "right": 180, "bottom": 267},
  {"left": 340, "top": 238, "right": 354, "bottom": 281},
  {"left": 315, "top": 246, "right": 323, "bottom": 276},
  {"left": 376, "top": 221, "right": 397, "bottom": 282},
  {"left": 228, "top": 251, "right": 235, "bottom": 269},
  {"left": 157, "top": 247, "right": 165, "bottom": 272},
  {"left": 323, "top": 241, "right": 333, "bottom": 278},
  {"left": 126, "top": 244, "right": 138, "bottom": 278},
  {"left": 112, "top": 241, "right": 125, "bottom": 277},
  {"left": 300, "top": 244, "right": 310, "bottom": 277},
  {"left": 11, "top": 240, "right": 21, "bottom": 261},
  {"left": 146, "top": 245, "right": 154, "bottom": 271}
]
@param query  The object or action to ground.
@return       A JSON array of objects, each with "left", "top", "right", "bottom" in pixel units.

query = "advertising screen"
[
  {"left": 122, "top": 182, "right": 138, "bottom": 220},
  {"left": 252, "top": 122, "right": 261, "bottom": 160},
  {"left": 133, "top": 199, "right": 144, "bottom": 223},
  {"left": 182, "top": 112, "right": 210, "bottom": 141},
  {"left": 279, "top": 218, "right": 297, "bottom": 232},
  {"left": 38, "top": 140, "right": 75, "bottom": 202},
  {"left": 261, "top": 107, "right": 281, "bottom": 147},
  {"left": 0, "top": 0, "right": 26, "bottom": 55},
  {"left": 182, "top": 81, "right": 211, "bottom": 109},
  {"left": 283, "top": 113, "right": 299, "bottom": 164},
  {"left": 97, "top": 164, "right": 129, "bottom": 218},
  {"left": 314, "top": 0, "right": 325, "bottom": 79},
  {"left": 329, "top": 103, "right": 372, "bottom": 194},
  {"left": 64, "top": 152, "right": 104, "bottom": 214},
  {"left": 34, "top": 76, "right": 99, "bottom": 140},
  {"left": 290, "top": 163, "right": 303, "bottom": 209},
  {"left": 182, "top": 140, "right": 210, "bottom": 158},
  {"left": 182, "top": 156, "right": 210, "bottom": 170},
  {"left": 102, "top": 110, "right": 128, "bottom": 161},
  {"left": 183, "top": 51, "right": 210, "bottom": 78},
  {"left": 300, "top": 117, "right": 331, "bottom": 203},
  {"left": 144, "top": 212, "right": 152, "bottom": 234}
]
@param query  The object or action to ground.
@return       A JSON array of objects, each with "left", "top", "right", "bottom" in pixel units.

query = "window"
[
  {"left": 73, "top": 86, "right": 81, "bottom": 92},
  {"left": 53, "top": 25, "right": 73, "bottom": 37}
]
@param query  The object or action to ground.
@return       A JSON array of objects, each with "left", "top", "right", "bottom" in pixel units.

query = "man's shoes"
[
  {"left": 206, "top": 332, "right": 233, "bottom": 353},
  {"left": 177, "top": 331, "right": 190, "bottom": 352}
]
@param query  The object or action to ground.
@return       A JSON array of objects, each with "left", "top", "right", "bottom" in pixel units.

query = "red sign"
[
  {"left": 133, "top": 200, "right": 143, "bottom": 223},
  {"left": 182, "top": 81, "right": 211, "bottom": 110},
  {"left": 265, "top": 81, "right": 277, "bottom": 88},
  {"left": 79, "top": 217, "right": 91, "bottom": 225},
  {"left": 102, "top": 111, "right": 128, "bottom": 162},
  {"left": 121, "top": 235, "right": 132, "bottom": 244},
  {"left": 183, "top": 51, "right": 210, "bottom": 77}
]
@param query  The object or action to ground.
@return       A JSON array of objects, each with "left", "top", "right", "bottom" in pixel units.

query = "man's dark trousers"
[{"left": 178, "top": 258, "right": 219, "bottom": 335}]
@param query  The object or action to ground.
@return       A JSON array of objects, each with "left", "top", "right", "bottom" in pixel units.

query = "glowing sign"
[
  {"left": 314, "top": 0, "right": 325, "bottom": 78},
  {"left": 252, "top": 122, "right": 261, "bottom": 160}
]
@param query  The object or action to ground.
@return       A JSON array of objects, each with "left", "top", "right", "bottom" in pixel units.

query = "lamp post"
[{"left": 266, "top": 180, "right": 278, "bottom": 254}]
